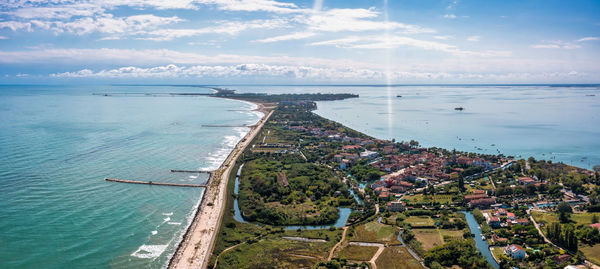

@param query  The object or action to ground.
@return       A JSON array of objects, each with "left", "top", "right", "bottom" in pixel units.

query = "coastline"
[{"left": 167, "top": 97, "right": 274, "bottom": 269}]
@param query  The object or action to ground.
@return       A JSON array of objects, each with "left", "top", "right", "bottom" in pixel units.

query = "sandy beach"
[{"left": 168, "top": 100, "right": 274, "bottom": 269}]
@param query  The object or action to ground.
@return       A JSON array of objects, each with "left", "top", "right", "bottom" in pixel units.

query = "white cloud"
[
  {"left": 443, "top": 14, "right": 456, "bottom": 19},
  {"left": 310, "top": 35, "right": 509, "bottom": 57},
  {"left": 135, "top": 19, "right": 288, "bottom": 41},
  {"left": 576, "top": 37, "right": 599, "bottom": 42},
  {"left": 531, "top": 40, "right": 581, "bottom": 49},
  {"left": 433, "top": 35, "right": 453, "bottom": 40},
  {"left": 298, "top": 8, "right": 435, "bottom": 34},
  {"left": 466, "top": 35, "right": 480, "bottom": 42},
  {"left": 0, "top": 14, "right": 183, "bottom": 36},
  {"left": 0, "top": 48, "right": 377, "bottom": 70},
  {"left": 255, "top": 31, "right": 316, "bottom": 43},
  {"left": 0, "top": 36, "right": 8, "bottom": 39},
  {"left": 49, "top": 63, "right": 591, "bottom": 83},
  {"left": 0, "top": 21, "right": 33, "bottom": 31},
  {"left": 196, "top": 0, "right": 305, "bottom": 13}
]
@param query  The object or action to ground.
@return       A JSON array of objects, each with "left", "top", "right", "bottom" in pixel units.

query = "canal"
[{"left": 461, "top": 211, "right": 500, "bottom": 269}]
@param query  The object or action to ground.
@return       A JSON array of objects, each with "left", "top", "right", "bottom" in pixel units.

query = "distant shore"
[{"left": 167, "top": 97, "right": 275, "bottom": 269}]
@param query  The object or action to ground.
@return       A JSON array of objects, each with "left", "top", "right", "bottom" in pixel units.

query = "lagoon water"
[
  {"left": 0, "top": 85, "right": 261, "bottom": 268},
  {"left": 229, "top": 85, "right": 600, "bottom": 169}
]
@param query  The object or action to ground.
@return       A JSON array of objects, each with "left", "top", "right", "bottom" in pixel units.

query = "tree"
[
  {"left": 458, "top": 175, "right": 465, "bottom": 192},
  {"left": 557, "top": 202, "right": 573, "bottom": 223},
  {"left": 592, "top": 214, "right": 599, "bottom": 224}
]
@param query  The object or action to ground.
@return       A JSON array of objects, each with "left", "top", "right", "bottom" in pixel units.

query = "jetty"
[
  {"left": 105, "top": 178, "right": 207, "bottom": 188},
  {"left": 201, "top": 124, "right": 250, "bottom": 128},
  {"left": 170, "top": 169, "right": 212, "bottom": 173}
]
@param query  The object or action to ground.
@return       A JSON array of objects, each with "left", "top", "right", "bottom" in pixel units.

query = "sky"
[{"left": 0, "top": 0, "right": 599, "bottom": 84}]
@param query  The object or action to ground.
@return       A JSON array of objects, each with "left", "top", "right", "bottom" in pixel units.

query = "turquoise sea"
[
  {"left": 229, "top": 85, "right": 600, "bottom": 169},
  {"left": 0, "top": 85, "right": 261, "bottom": 268}
]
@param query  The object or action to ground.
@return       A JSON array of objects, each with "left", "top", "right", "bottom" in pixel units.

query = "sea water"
[
  {"left": 228, "top": 85, "right": 600, "bottom": 170},
  {"left": 0, "top": 85, "right": 261, "bottom": 268}
]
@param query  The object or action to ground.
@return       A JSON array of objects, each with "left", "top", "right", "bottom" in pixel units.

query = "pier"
[
  {"left": 170, "top": 169, "right": 212, "bottom": 173},
  {"left": 105, "top": 178, "right": 207, "bottom": 188},
  {"left": 201, "top": 124, "right": 250, "bottom": 128}
]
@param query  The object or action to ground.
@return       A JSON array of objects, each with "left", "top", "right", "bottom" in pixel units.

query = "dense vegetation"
[
  {"left": 238, "top": 150, "right": 354, "bottom": 226},
  {"left": 423, "top": 239, "right": 491, "bottom": 269}
]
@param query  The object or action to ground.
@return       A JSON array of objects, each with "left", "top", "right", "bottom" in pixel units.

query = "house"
[
  {"left": 552, "top": 254, "right": 571, "bottom": 264},
  {"left": 506, "top": 212, "right": 516, "bottom": 221},
  {"left": 518, "top": 177, "right": 536, "bottom": 185},
  {"left": 469, "top": 198, "right": 496, "bottom": 208},
  {"left": 590, "top": 223, "right": 600, "bottom": 231},
  {"left": 464, "top": 193, "right": 488, "bottom": 202},
  {"left": 513, "top": 219, "right": 529, "bottom": 225},
  {"left": 360, "top": 150, "right": 379, "bottom": 160},
  {"left": 504, "top": 244, "right": 526, "bottom": 259},
  {"left": 496, "top": 208, "right": 507, "bottom": 216},
  {"left": 488, "top": 217, "right": 501, "bottom": 228},
  {"left": 388, "top": 201, "right": 406, "bottom": 212}
]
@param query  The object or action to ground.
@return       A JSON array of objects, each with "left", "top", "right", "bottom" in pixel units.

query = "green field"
[
  {"left": 336, "top": 244, "right": 378, "bottom": 261},
  {"left": 405, "top": 216, "right": 436, "bottom": 228},
  {"left": 375, "top": 246, "right": 423, "bottom": 269},
  {"left": 491, "top": 246, "right": 507, "bottom": 263},
  {"left": 531, "top": 211, "right": 600, "bottom": 226},
  {"left": 216, "top": 236, "right": 333, "bottom": 268},
  {"left": 581, "top": 244, "right": 600, "bottom": 266},
  {"left": 404, "top": 194, "right": 453, "bottom": 205},
  {"left": 349, "top": 221, "right": 399, "bottom": 243},
  {"left": 413, "top": 229, "right": 444, "bottom": 250}
]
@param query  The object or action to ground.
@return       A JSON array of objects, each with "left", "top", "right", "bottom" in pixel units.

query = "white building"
[{"left": 505, "top": 244, "right": 526, "bottom": 259}]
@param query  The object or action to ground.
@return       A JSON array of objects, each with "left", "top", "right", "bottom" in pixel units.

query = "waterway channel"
[{"left": 461, "top": 211, "right": 500, "bottom": 269}]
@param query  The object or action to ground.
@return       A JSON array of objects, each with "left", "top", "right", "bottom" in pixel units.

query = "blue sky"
[{"left": 0, "top": 0, "right": 599, "bottom": 84}]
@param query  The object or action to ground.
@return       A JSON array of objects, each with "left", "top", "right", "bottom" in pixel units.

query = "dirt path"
[
  {"left": 169, "top": 107, "right": 273, "bottom": 269},
  {"left": 369, "top": 245, "right": 385, "bottom": 269},
  {"left": 327, "top": 227, "right": 348, "bottom": 261}
]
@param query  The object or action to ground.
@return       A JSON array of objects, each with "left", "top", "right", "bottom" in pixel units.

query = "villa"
[{"left": 505, "top": 244, "right": 526, "bottom": 259}]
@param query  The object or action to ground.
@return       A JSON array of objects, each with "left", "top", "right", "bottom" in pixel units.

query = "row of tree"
[{"left": 546, "top": 222, "right": 578, "bottom": 251}]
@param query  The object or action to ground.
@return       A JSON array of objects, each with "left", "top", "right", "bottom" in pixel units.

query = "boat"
[
  {"left": 396, "top": 95, "right": 402, "bottom": 98},
  {"left": 454, "top": 107, "right": 464, "bottom": 111},
  {"left": 481, "top": 235, "right": 486, "bottom": 240}
]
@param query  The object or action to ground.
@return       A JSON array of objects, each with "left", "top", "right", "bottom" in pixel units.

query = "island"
[{"left": 169, "top": 89, "right": 600, "bottom": 269}]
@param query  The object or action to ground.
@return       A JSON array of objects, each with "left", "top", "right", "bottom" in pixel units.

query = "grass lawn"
[
  {"left": 491, "top": 246, "right": 507, "bottom": 263},
  {"left": 532, "top": 211, "right": 600, "bottom": 226},
  {"left": 439, "top": 229, "right": 464, "bottom": 241},
  {"left": 217, "top": 236, "right": 333, "bottom": 268},
  {"left": 581, "top": 244, "right": 600, "bottom": 266},
  {"left": 405, "top": 216, "right": 435, "bottom": 228},
  {"left": 413, "top": 229, "right": 444, "bottom": 250},
  {"left": 349, "top": 221, "right": 399, "bottom": 243},
  {"left": 404, "top": 194, "right": 453, "bottom": 205},
  {"left": 336, "top": 244, "right": 378, "bottom": 261},
  {"left": 375, "top": 246, "right": 423, "bottom": 269}
]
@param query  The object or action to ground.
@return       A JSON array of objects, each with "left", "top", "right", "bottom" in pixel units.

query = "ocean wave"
[
  {"left": 152, "top": 230, "right": 158, "bottom": 235},
  {"left": 162, "top": 212, "right": 173, "bottom": 216},
  {"left": 131, "top": 244, "right": 168, "bottom": 259},
  {"left": 167, "top": 222, "right": 182, "bottom": 225}
]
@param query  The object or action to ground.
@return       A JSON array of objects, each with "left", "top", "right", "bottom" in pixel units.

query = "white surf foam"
[
  {"left": 163, "top": 217, "right": 171, "bottom": 222},
  {"left": 167, "top": 222, "right": 182, "bottom": 225},
  {"left": 131, "top": 244, "right": 168, "bottom": 259},
  {"left": 152, "top": 230, "right": 158, "bottom": 235},
  {"left": 162, "top": 212, "right": 173, "bottom": 216}
]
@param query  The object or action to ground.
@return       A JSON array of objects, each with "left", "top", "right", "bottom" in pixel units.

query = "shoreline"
[{"left": 167, "top": 97, "right": 274, "bottom": 269}]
